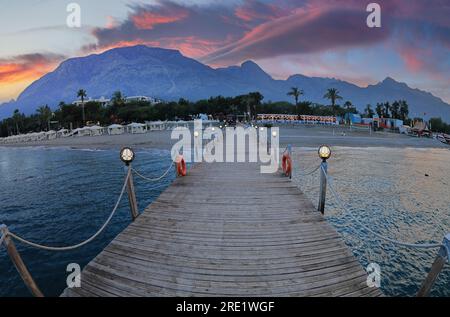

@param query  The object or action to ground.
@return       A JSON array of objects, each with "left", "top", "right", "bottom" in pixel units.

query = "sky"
[{"left": 0, "top": 0, "right": 449, "bottom": 104}]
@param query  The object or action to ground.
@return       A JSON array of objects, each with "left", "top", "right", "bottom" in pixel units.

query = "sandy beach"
[{"left": 0, "top": 125, "right": 447, "bottom": 150}]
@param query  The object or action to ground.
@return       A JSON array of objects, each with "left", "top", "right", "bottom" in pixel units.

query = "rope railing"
[
  {"left": 132, "top": 161, "right": 174, "bottom": 182},
  {"left": 0, "top": 147, "right": 178, "bottom": 297},
  {"left": 316, "top": 161, "right": 449, "bottom": 297},
  {"left": 0, "top": 232, "right": 5, "bottom": 248},
  {"left": 1, "top": 169, "right": 130, "bottom": 252},
  {"left": 322, "top": 165, "right": 443, "bottom": 250},
  {"left": 296, "top": 164, "right": 321, "bottom": 177}
]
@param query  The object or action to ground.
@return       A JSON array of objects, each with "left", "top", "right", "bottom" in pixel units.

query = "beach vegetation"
[
  {"left": 323, "top": 88, "right": 343, "bottom": 114},
  {"left": 77, "top": 89, "right": 87, "bottom": 124},
  {"left": 0, "top": 89, "right": 434, "bottom": 137},
  {"left": 287, "top": 87, "right": 303, "bottom": 106}
]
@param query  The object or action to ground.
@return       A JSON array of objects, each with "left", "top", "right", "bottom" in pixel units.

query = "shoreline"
[{"left": 0, "top": 126, "right": 448, "bottom": 151}]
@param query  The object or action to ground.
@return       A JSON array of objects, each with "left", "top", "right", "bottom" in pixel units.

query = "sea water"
[
  {"left": 0, "top": 147, "right": 175, "bottom": 297},
  {"left": 0, "top": 146, "right": 449, "bottom": 297},
  {"left": 291, "top": 146, "right": 450, "bottom": 297}
]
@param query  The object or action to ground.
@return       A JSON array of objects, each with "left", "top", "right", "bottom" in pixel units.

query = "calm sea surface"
[
  {"left": 0, "top": 146, "right": 175, "bottom": 297},
  {"left": 291, "top": 146, "right": 450, "bottom": 297},
  {"left": 0, "top": 146, "right": 449, "bottom": 297}
]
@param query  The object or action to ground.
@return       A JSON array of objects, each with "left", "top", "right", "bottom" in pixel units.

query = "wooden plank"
[{"left": 61, "top": 162, "right": 381, "bottom": 297}]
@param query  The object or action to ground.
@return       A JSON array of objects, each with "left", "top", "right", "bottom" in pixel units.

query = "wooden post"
[
  {"left": 1, "top": 226, "right": 44, "bottom": 297},
  {"left": 318, "top": 161, "right": 327, "bottom": 214},
  {"left": 417, "top": 234, "right": 449, "bottom": 297},
  {"left": 126, "top": 166, "right": 139, "bottom": 221}
]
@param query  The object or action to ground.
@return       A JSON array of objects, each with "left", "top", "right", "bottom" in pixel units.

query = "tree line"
[{"left": 2, "top": 86, "right": 447, "bottom": 137}]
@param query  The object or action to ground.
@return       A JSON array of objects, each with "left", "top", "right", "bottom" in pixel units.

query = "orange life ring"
[
  {"left": 282, "top": 153, "right": 292, "bottom": 177},
  {"left": 176, "top": 156, "right": 187, "bottom": 177}
]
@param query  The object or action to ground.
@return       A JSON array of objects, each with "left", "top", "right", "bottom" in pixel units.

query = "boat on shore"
[{"left": 436, "top": 133, "right": 450, "bottom": 145}]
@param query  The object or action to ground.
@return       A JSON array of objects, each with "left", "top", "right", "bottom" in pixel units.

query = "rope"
[
  {"left": 281, "top": 145, "right": 291, "bottom": 154},
  {"left": 296, "top": 164, "right": 321, "bottom": 177},
  {"left": 322, "top": 166, "right": 443, "bottom": 250},
  {"left": 146, "top": 181, "right": 172, "bottom": 191},
  {"left": 5, "top": 170, "right": 130, "bottom": 252},
  {"left": 0, "top": 233, "right": 5, "bottom": 248},
  {"left": 132, "top": 161, "right": 174, "bottom": 182}
]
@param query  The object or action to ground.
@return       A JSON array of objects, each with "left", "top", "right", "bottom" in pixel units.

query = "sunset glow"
[{"left": 1, "top": 0, "right": 449, "bottom": 103}]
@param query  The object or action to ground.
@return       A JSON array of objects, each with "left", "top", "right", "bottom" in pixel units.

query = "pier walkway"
[{"left": 61, "top": 162, "right": 381, "bottom": 297}]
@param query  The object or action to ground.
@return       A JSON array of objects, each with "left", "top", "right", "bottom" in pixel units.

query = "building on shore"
[
  {"left": 257, "top": 114, "right": 338, "bottom": 125},
  {"left": 409, "top": 121, "right": 432, "bottom": 137},
  {"left": 127, "top": 122, "right": 147, "bottom": 134},
  {"left": 72, "top": 95, "right": 161, "bottom": 107},
  {"left": 125, "top": 96, "right": 161, "bottom": 104},
  {"left": 56, "top": 129, "right": 70, "bottom": 138},
  {"left": 88, "top": 125, "right": 104, "bottom": 136},
  {"left": 107, "top": 124, "right": 125, "bottom": 135},
  {"left": 146, "top": 121, "right": 167, "bottom": 131},
  {"left": 73, "top": 96, "right": 111, "bottom": 107},
  {"left": 371, "top": 117, "right": 404, "bottom": 130}
]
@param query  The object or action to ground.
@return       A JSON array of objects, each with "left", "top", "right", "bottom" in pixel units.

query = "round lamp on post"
[
  {"left": 120, "top": 147, "right": 139, "bottom": 221},
  {"left": 120, "top": 147, "right": 135, "bottom": 166},
  {"left": 317, "top": 145, "right": 331, "bottom": 214},
  {"left": 318, "top": 145, "right": 331, "bottom": 162}
]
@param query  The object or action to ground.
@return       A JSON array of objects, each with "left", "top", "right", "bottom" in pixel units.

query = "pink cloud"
[
  {"left": 132, "top": 9, "right": 189, "bottom": 30},
  {"left": 399, "top": 49, "right": 425, "bottom": 72},
  {"left": 0, "top": 53, "right": 64, "bottom": 84},
  {"left": 203, "top": 6, "right": 389, "bottom": 64},
  {"left": 235, "top": 0, "right": 287, "bottom": 22}
]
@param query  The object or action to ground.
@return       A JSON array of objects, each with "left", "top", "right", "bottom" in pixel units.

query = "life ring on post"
[
  {"left": 176, "top": 155, "right": 187, "bottom": 177},
  {"left": 282, "top": 153, "right": 292, "bottom": 177}
]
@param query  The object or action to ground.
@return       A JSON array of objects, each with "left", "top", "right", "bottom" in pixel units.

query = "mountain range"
[{"left": 1, "top": 45, "right": 450, "bottom": 121}]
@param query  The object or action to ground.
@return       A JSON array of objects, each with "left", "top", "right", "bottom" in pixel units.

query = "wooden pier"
[{"left": 61, "top": 162, "right": 382, "bottom": 297}]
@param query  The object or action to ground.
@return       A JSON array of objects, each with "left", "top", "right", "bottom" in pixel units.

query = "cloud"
[
  {"left": 235, "top": 0, "right": 288, "bottom": 22},
  {"left": 131, "top": 7, "right": 189, "bottom": 30},
  {"left": 203, "top": 6, "right": 389, "bottom": 64},
  {"left": 86, "top": 1, "right": 247, "bottom": 57},
  {"left": 0, "top": 53, "right": 65, "bottom": 83}
]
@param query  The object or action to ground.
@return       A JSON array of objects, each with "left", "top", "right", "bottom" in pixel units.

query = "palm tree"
[
  {"left": 287, "top": 87, "right": 303, "bottom": 106},
  {"left": 343, "top": 101, "right": 353, "bottom": 124},
  {"left": 375, "top": 103, "right": 384, "bottom": 117},
  {"left": 111, "top": 91, "right": 125, "bottom": 107},
  {"left": 12, "top": 109, "right": 22, "bottom": 135},
  {"left": 36, "top": 105, "right": 52, "bottom": 131},
  {"left": 344, "top": 101, "right": 353, "bottom": 110},
  {"left": 77, "top": 89, "right": 87, "bottom": 125},
  {"left": 364, "top": 104, "right": 374, "bottom": 118},
  {"left": 323, "top": 88, "right": 343, "bottom": 114},
  {"left": 399, "top": 100, "right": 409, "bottom": 121},
  {"left": 245, "top": 92, "right": 263, "bottom": 120},
  {"left": 390, "top": 101, "right": 400, "bottom": 119}
]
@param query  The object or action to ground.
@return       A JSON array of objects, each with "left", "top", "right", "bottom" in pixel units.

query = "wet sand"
[{"left": 0, "top": 125, "right": 447, "bottom": 150}]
